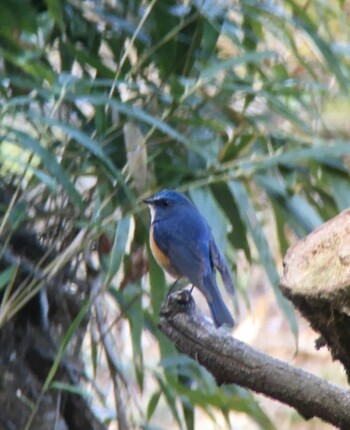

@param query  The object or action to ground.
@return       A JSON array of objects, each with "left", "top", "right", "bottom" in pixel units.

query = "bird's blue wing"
[
  {"left": 160, "top": 212, "right": 213, "bottom": 301},
  {"left": 167, "top": 231, "right": 208, "bottom": 286},
  {"left": 209, "top": 237, "right": 235, "bottom": 295}
]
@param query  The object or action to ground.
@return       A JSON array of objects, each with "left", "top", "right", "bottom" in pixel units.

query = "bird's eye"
[{"left": 158, "top": 198, "right": 169, "bottom": 207}]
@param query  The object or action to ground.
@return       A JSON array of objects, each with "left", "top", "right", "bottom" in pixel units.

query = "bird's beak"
[{"left": 142, "top": 196, "right": 154, "bottom": 205}]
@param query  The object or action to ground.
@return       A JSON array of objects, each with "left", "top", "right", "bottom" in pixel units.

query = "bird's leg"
[
  {"left": 189, "top": 284, "right": 194, "bottom": 294},
  {"left": 167, "top": 279, "right": 180, "bottom": 296}
]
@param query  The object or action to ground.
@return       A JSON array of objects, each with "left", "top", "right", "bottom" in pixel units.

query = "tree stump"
[{"left": 280, "top": 208, "right": 350, "bottom": 380}]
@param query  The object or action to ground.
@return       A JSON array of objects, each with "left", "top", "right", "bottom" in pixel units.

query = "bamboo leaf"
[
  {"left": 146, "top": 390, "right": 162, "bottom": 421},
  {"left": 200, "top": 50, "right": 277, "bottom": 81},
  {"left": 0, "top": 266, "right": 17, "bottom": 293},
  {"left": 228, "top": 180, "right": 298, "bottom": 339},
  {"left": 4, "top": 128, "right": 84, "bottom": 210},
  {"left": 105, "top": 217, "right": 131, "bottom": 285},
  {"left": 66, "top": 95, "right": 191, "bottom": 147}
]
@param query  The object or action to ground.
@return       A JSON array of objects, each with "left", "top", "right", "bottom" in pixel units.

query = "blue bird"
[{"left": 143, "top": 189, "right": 235, "bottom": 327}]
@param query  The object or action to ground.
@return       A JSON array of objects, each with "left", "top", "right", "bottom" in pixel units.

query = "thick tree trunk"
[{"left": 280, "top": 208, "right": 350, "bottom": 381}]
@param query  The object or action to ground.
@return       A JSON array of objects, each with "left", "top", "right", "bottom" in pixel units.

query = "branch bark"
[
  {"left": 158, "top": 289, "right": 350, "bottom": 430},
  {"left": 280, "top": 208, "right": 350, "bottom": 381}
]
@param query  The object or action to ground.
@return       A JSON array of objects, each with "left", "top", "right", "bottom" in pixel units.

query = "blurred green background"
[{"left": 0, "top": 0, "right": 349, "bottom": 429}]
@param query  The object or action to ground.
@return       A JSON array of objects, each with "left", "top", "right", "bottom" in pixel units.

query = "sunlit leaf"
[
  {"left": 228, "top": 180, "right": 298, "bottom": 339},
  {"left": 3, "top": 128, "right": 84, "bottom": 210},
  {"left": 105, "top": 217, "right": 131, "bottom": 285},
  {"left": 256, "top": 174, "right": 323, "bottom": 235},
  {"left": 189, "top": 186, "right": 228, "bottom": 249}
]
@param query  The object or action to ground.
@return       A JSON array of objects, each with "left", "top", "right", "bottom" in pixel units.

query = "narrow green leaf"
[
  {"left": 68, "top": 95, "right": 191, "bottom": 147},
  {"left": 240, "top": 142, "right": 350, "bottom": 174},
  {"left": 256, "top": 174, "right": 323, "bottom": 234},
  {"left": 31, "top": 168, "right": 59, "bottom": 194},
  {"left": 128, "top": 286, "right": 144, "bottom": 389},
  {"left": 200, "top": 50, "right": 276, "bottom": 81},
  {"left": 26, "top": 114, "right": 119, "bottom": 177},
  {"left": 265, "top": 94, "right": 312, "bottom": 134},
  {"left": 211, "top": 182, "right": 251, "bottom": 261},
  {"left": 105, "top": 217, "right": 131, "bottom": 285},
  {"left": 108, "top": 285, "right": 145, "bottom": 389},
  {"left": 50, "top": 381, "right": 89, "bottom": 398},
  {"left": 4, "top": 128, "right": 84, "bottom": 210},
  {"left": 109, "top": 99, "right": 189, "bottom": 147},
  {"left": 90, "top": 330, "right": 98, "bottom": 379},
  {"left": 189, "top": 187, "right": 227, "bottom": 249},
  {"left": 156, "top": 373, "right": 184, "bottom": 429},
  {"left": 0, "top": 266, "right": 17, "bottom": 292},
  {"left": 165, "top": 371, "right": 276, "bottom": 429},
  {"left": 228, "top": 180, "right": 298, "bottom": 338},
  {"left": 179, "top": 374, "right": 194, "bottom": 430},
  {"left": 43, "top": 300, "right": 90, "bottom": 392},
  {"left": 27, "top": 112, "right": 135, "bottom": 204},
  {"left": 46, "top": 0, "right": 65, "bottom": 32},
  {"left": 146, "top": 390, "right": 162, "bottom": 421},
  {"left": 270, "top": 201, "right": 290, "bottom": 257},
  {"left": 324, "top": 171, "right": 350, "bottom": 211},
  {"left": 285, "top": 0, "right": 348, "bottom": 90},
  {"left": 65, "top": 42, "right": 115, "bottom": 78}
]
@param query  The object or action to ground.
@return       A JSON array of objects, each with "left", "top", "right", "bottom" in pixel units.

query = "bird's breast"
[{"left": 149, "top": 224, "right": 180, "bottom": 279}]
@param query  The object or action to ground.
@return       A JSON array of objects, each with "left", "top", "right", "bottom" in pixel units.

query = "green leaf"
[
  {"left": 4, "top": 128, "right": 84, "bottom": 210},
  {"left": 65, "top": 42, "right": 115, "bottom": 78},
  {"left": 228, "top": 180, "right": 298, "bottom": 339},
  {"left": 211, "top": 182, "right": 251, "bottom": 261},
  {"left": 66, "top": 95, "right": 191, "bottom": 147},
  {"left": 90, "top": 329, "right": 98, "bottom": 379},
  {"left": 285, "top": 0, "right": 348, "bottom": 90},
  {"left": 264, "top": 93, "right": 312, "bottom": 134},
  {"left": 179, "top": 374, "right": 194, "bottom": 430},
  {"left": 0, "top": 266, "right": 17, "bottom": 293},
  {"left": 155, "top": 373, "right": 184, "bottom": 429},
  {"left": 50, "top": 381, "right": 89, "bottom": 398},
  {"left": 240, "top": 142, "right": 350, "bottom": 174},
  {"left": 270, "top": 201, "right": 290, "bottom": 257},
  {"left": 105, "top": 217, "right": 131, "bottom": 286},
  {"left": 164, "top": 368, "right": 276, "bottom": 429},
  {"left": 43, "top": 300, "right": 90, "bottom": 392},
  {"left": 146, "top": 390, "right": 162, "bottom": 421},
  {"left": 324, "top": 170, "right": 350, "bottom": 211},
  {"left": 27, "top": 113, "right": 135, "bottom": 203},
  {"left": 26, "top": 114, "right": 120, "bottom": 178},
  {"left": 45, "top": 0, "right": 65, "bottom": 32},
  {"left": 200, "top": 50, "right": 277, "bottom": 81},
  {"left": 189, "top": 187, "right": 228, "bottom": 249},
  {"left": 109, "top": 285, "right": 145, "bottom": 389},
  {"left": 128, "top": 286, "right": 145, "bottom": 389},
  {"left": 256, "top": 174, "right": 323, "bottom": 235}
]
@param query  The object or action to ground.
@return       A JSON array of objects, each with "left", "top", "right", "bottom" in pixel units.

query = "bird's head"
[{"left": 143, "top": 189, "right": 192, "bottom": 221}]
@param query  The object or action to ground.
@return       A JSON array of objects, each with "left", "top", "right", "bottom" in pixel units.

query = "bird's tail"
[{"left": 203, "top": 273, "right": 235, "bottom": 328}]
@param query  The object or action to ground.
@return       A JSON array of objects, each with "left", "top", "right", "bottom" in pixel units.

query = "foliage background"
[{"left": 0, "top": 0, "right": 350, "bottom": 429}]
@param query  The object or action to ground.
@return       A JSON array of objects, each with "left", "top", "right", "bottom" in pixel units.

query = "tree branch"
[
  {"left": 158, "top": 289, "right": 350, "bottom": 430},
  {"left": 280, "top": 208, "right": 350, "bottom": 381}
]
